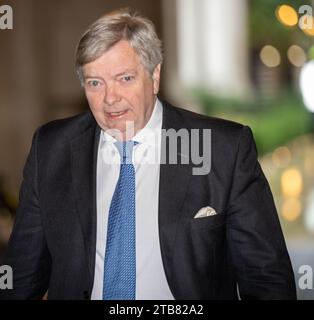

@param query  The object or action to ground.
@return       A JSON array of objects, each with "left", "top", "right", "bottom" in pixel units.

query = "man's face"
[{"left": 82, "top": 40, "right": 161, "bottom": 139}]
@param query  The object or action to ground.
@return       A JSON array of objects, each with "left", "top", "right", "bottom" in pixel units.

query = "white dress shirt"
[{"left": 91, "top": 99, "right": 174, "bottom": 300}]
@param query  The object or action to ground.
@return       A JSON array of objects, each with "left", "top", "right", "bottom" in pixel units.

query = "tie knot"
[{"left": 114, "top": 140, "right": 138, "bottom": 164}]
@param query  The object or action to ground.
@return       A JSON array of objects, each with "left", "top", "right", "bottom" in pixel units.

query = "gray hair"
[{"left": 75, "top": 8, "right": 163, "bottom": 83}]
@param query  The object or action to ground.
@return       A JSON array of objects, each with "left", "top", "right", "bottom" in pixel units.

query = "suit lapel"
[
  {"left": 69, "top": 103, "right": 192, "bottom": 297},
  {"left": 70, "top": 119, "right": 100, "bottom": 288},
  {"left": 158, "top": 102, "right": 192, "bottom": 297}
]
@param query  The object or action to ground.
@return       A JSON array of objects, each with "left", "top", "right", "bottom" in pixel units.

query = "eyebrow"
[
  {"left": 115, "top": 69, "right": 137, "bottom": 76},
  {"left": 84, "top": 69, "right": 138, "bottom": 80},
  {"left": 84, "top": 75, "right": 104, "bottom": 81}
]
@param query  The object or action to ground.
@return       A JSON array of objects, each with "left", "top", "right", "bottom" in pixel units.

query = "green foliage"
[
  {"left": 192, "top": 1, "right": 314, "bottom": 155},
  {"left": 245, "top": 99, "right": 312, "bottom": 154},
  {"left": 250, "top": 0, "right": 311, "bottom": 49},
  {"left": 196, "top": 91, "right": 313, "bottom": 155}
]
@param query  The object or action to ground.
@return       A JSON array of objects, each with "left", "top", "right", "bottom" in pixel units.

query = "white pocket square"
[{"left": 194, "top": 206, "right": 218, "bottom": 218}]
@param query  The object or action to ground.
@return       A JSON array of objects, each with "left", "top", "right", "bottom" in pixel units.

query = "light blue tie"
[{"left": 103, "top": 140, "right": 137, "bottom": 300}]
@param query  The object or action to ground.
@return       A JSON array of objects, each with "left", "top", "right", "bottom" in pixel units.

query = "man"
[{"left": 0, "top": 9, "right": 296, "bottom": 300}]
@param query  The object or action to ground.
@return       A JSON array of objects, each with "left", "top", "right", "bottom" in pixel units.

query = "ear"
[{"left": 152, "top": 64, "right": 161, "bottom": 95}]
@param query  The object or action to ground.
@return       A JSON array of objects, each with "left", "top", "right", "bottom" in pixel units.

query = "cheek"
[
  {"left": 127, "top": 101, "right": 144, "bottom": 122},
  {"left": 86, "top": 95, "right": 103, "bottom": 112},
  {"left": 130, "top": 90, "right": 151, "bottom": 112}
]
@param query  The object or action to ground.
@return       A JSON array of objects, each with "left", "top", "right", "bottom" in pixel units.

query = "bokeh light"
[
  {"left": 300, "top": 60, "right": 314, "bottom": 112},
  {"left": 287, "top": 45, "right": 307, "bottom": 67},
  {"left": 272, "top": 146, "right": 291, "bottom": 168},
  {"left": 276, "top": 5, "right": 298, "bottom": 27},
  {"left": 300, "top": 15, "right": 314, "bottom": 37},
  {"left": 260, "top": 45, "right": 281, "bottom": 68},
  {"left": 281, "top": 198, "right": 302, "bottom": 221},
  {"left": 281, "top": 167, "right": 303, "bottom": 198}
]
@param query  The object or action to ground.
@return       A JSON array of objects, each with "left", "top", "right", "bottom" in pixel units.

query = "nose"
[{"left": 104, "top": 82, "right": 121, "bottom": 106}]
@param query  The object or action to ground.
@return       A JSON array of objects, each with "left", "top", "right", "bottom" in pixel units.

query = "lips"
[{"left": 106, "top": 110, "right": 128, "bottom": 118}]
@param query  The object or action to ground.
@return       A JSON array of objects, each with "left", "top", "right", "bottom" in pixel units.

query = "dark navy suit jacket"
[{"left": 0, "top": 101, "right": 296, "bottom": 299}]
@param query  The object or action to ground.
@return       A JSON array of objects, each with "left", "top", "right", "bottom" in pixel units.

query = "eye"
[
  {"left": 87, "top": 80, "right": 101, "bottom": 87},
  {"left": 121, "top": 75, "right": 134, "bottom": 82},
  {"left": 88, "top": 80, "right": 99, "bottom": 87}
]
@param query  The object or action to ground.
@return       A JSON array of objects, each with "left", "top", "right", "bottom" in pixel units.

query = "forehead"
[{"left": 83, "top": 40, "right": 143, "bottom": 76}]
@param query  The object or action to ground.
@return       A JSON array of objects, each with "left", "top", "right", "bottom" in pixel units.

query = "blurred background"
[{"left": 1, "top": 0, "right": 314, "bottom": 299}]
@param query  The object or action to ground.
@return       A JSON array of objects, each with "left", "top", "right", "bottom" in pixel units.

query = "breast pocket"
[
  {"left": 190, "top": 212, "right": 226, "bottom": 231},
  {"left": 188, "top": 212, "right": 227, "bottom": 268}
]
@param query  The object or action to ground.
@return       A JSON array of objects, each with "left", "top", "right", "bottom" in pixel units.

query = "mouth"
[{"left": 106, "top": 110, "right": 128, "bottom": 119}]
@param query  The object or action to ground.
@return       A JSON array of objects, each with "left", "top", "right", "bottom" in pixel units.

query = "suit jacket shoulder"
[
  {"left": 162, "top": 100, "right": 246, "bottom": 139},
  {"left": 38, "top": 111, "right": 96, "bottom": 143},
  {"left": 161, "top": 100, "right": 252, "bottom": 164}
]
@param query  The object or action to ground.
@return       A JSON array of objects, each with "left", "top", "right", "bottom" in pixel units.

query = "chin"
[{"left": 102, "top": 123, "right": 126, "bottom": 138}]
